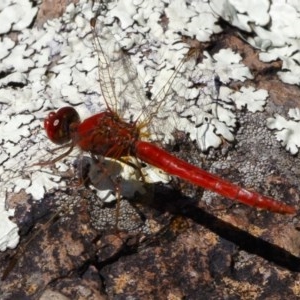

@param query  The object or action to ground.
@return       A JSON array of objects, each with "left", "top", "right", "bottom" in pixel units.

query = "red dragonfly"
[{"left": 43, "top": 4, "right": 296, "bottom": 216}]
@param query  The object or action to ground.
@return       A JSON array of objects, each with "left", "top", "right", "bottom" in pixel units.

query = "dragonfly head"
[{"left": 44, "top": 106, "right": 80, "bottom": 145}]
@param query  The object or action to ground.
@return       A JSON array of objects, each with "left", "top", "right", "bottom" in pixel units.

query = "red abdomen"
[{"left": 135, "top": 140, "right": 296, "bottom": 214}]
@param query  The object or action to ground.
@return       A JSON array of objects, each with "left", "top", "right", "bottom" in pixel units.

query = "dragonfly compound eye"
[{"left": 44, "top": 106, "right": 80, "bottom": 145}]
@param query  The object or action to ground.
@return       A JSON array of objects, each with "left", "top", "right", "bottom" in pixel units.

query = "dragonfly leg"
[
  {"left": 114, "top": 176, "right": 122, "bottom": 230},
  {"left": 118, "top": 157, "right": 145, "bottom": 183}
]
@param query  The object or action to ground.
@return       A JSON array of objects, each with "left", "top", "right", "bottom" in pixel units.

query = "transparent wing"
[
  {"left": 90, "top": 3, "right": 193, "bottom": 138},
  {"left": 90, "top": 0, "right": 236, "bottom": 150},
  {"left": 90, "top": 17, "right": 119, "bottom": 113}
]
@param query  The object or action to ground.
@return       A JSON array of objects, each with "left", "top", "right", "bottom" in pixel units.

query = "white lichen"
[
  {"left": 209, "top": 0, "right": 300, "bottom": 85},
  {"left": 267, "top": 108, "right": 300, "bottom": 155},
  {"left": 228, "top": 86, "right": 269, "bottom": 113},
  {"left": 0, "top": 203, "right": 19, "bottom": 251},
  {"left": 209, "top": 0, "right": 270, "bottom": 32},
  {"left": 0, "top": 0, "right": 38, "bottom": 34}
]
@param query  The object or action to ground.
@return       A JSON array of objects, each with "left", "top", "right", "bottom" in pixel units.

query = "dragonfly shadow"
[
  {"left": 183, "top": 205, "right": 300, "bottom": 272},
  {"left": 149, "top": 185, "right": 300, "bottom": 273}
]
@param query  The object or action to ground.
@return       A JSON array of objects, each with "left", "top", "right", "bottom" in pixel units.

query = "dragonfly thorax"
[{"left": 74, "top": 110, "right": 140, "bottom": 159}]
